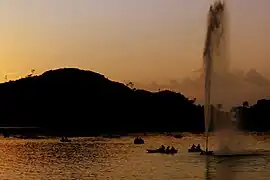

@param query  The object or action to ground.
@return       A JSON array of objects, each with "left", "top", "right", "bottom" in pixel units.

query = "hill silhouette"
[
  {"left": 0, "top": 68, "right": 203, "bottom": 136},
  {"left": 1, "top": 68, "right": 270, "bottom": 136}
]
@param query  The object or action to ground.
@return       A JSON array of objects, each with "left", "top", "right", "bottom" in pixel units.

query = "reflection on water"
[
  {"left": 0, "top": 135, "right": 269, "bottom": 180},
  {"left": 205, "top": 156, "right": 237, "bottom": 180},
  {"left": 204, "top": 152, "right": 270, "bottom": 180}
]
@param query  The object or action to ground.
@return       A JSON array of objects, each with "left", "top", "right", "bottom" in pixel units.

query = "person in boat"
[
  {"left": 196, "top": 144, "right": 201, "bottom": 151},
  {"left": 134, "top": 137, "right": 144, "bottom": 144},
  {"left": 159, "top": 145, "right": 165, "bottom": 152},
  {"left": 171, "top": 146, "right": 176, "bottom": 152},
  {"left": 191, "top": 144, "right": 196, "bottom": 150},
  {"left": 166, "top": 146, "right": 170, "bottom": 153}
]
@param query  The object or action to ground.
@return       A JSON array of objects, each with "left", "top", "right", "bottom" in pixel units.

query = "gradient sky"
[{"left": 0, "top": 0, "right": 269, "bottom": 83}]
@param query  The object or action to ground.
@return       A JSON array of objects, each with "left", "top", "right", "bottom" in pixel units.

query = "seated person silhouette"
[
  {"left": 159, "top": 145, "right": 165, "bottom": 152},
  {"left": 171, "top": 146, "right": 176, "bottom": 152},
  {"left": 166, "top": 146, "right": 170, "bottom": 153},
  {"left": 191, "top": 144, "right": 196, "bottom": 150},
  {"left": 196, "top": 144, "right": 201, "bottom": 151}
]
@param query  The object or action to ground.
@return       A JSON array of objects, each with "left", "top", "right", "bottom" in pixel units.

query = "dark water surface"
[{"left": 0, "top": 134, "right": 269, "bottom": 180}]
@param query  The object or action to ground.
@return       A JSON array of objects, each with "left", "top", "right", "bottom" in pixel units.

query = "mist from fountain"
[{"left": 203, "top": 0, "right": 246, "bottom": 154}]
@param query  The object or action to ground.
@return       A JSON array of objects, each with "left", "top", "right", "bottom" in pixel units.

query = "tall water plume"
[{"left": 203, "top": 0, "right": 242, "bottom": 152}]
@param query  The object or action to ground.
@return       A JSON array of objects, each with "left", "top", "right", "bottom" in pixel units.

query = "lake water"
[{"left": 0, "top": 134, "right": 269, "bottom": 180}]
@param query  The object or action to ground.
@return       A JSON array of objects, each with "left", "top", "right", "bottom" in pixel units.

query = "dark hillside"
[{"left": 0, "top": 68, "right": 203, "bottom": 135}]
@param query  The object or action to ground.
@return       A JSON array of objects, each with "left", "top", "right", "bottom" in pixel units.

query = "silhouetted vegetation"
[
  {"left": 237, "top": 99, "right": 270, "bottom": 132},
  {"left": 0, "top": 68, "right": 204, "bottom": 136},
  {"left": 0, "top": 68, "right": 269, "bottom": 136}
]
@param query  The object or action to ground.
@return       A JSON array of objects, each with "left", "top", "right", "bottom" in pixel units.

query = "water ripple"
[{"left": 0, "top": 135, "right": 269, "bottom": 180}]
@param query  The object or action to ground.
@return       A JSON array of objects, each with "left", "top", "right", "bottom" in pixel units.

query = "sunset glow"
[{"left": 0, "top": 0, "right": 269, "bottom": 83}]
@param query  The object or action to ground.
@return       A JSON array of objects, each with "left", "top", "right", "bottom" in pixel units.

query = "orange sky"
[{"left": 0, "top": 0, "right": 269, "bottom": 83}]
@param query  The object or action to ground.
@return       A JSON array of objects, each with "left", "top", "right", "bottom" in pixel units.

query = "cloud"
[{"left": 134, "top": 69, "right": 270, "bottom": 106}]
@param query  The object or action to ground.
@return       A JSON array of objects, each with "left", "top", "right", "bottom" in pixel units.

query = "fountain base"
[
  {"left": 200, "top": 150, "right": 214, "bottom": 155},
  {"left": 200, "top": 150, "right": 262, "bottom": 157}
]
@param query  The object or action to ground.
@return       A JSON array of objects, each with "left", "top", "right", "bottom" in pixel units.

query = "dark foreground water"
[{"left": 0, "top": 134, "right": 269, "bottom": 180}]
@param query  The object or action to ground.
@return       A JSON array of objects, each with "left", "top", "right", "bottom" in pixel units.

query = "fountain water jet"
[
  {"left": 201, "top": 0, "right": 267, "bottom": 157},
  {"left": 203, "top": 0, "right": 244, "bottom": 155}
]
